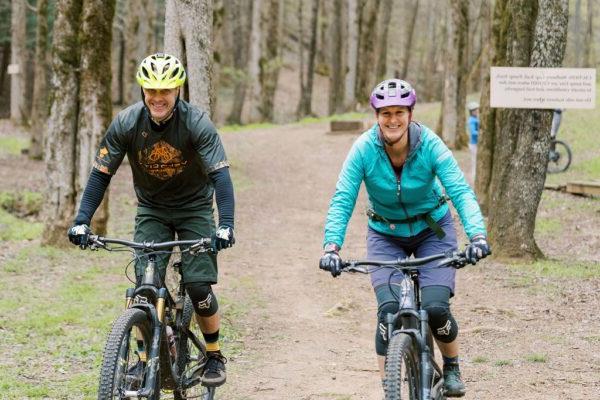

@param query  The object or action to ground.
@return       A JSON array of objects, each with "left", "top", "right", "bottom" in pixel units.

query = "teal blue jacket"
[{"left": 323, "top": 122, "right": 486, "bottom": 248}]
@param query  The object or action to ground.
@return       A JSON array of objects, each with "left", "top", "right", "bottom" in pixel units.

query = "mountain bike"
[
  {"left": 86, "top": 234, "right": 217, "bottom": 400},
  {"left": 547, "top": 139, "right": 572, "bottom": 173},
  {"left": 341, "top": 250, "right": 470, "bottom": 400}
]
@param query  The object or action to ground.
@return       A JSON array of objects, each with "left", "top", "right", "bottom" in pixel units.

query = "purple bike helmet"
[{"left": 370, "top": 79, "right": 417, "bottom": 110}]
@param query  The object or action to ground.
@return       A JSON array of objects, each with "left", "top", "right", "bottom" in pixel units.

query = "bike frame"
[
  {"left": 385, "top": 270, "right": 444, "bottom": 400},
  {"left": 122, "top": 254, "right": 172, "bottom": 398},
  {"left": 342, "top": 251, "right": 467, "bottom": 400},
  {"left": 89, "top": 236, "right": 213, "bottom": 399}
]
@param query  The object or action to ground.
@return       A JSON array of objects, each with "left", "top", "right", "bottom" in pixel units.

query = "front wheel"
[
  {"left": 547, "top": 139, "right": 572, "bottom": 173},
  {"left": 174, "top": 295, "right": 216, "bottom": 400},
  {"left": 98, "top": 308, "right": 159, "bottom": 400},
  {"left": 384, "top": 333, "right": 420, "bottom": 400}
]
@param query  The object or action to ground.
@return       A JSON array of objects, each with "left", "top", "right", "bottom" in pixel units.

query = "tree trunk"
[
  {"left": 226, "top": 0, "right": 250, "bottom": 125},
  {"left": 344, "top": 0, "right": 358, "bottom": 110},
  {"left": 10, "top": 0, "right": 27, "bottom": 123},
  {"left": 573, "top": 0, "right": 582, "bottom": 67},
  {"left": 440, "top": 0, "right": 468, "bottom": 149},
  {"left": 328, "top": 0, "right": 345, "bottom": 115},
  {"left": 399, "top": 0, "right": 419, "bottom": 79},
  {"left": 30, "top": 0, "right": 49, "bottom": 160},
  {"left": 123, "top": 0, "right": 156, "bottom": 105},
  {"left": 244, "top": 0, "right": 263, "bottom": 122},
  {"left": 78, "top": 0, "right": 115, "bottom": 236},
  {"left": 420, "top": 3, "right": 441, "bottom": 102},
  {"left": 583, "top": 0, "right": 593, "bottom": 68},
  {"left": 297, "top": 0, "right": 319, "bottom": 118},
  {"left": 259, "top": 0, "right": 283, "bottom": 122},
  {"left": 483, "top": 0, "right": 568, "bottom": 260},
  {"left": 43, "top": 0, "right": 83, "bottom": 246},
  {"left": 355, "top": 0, "right": 379, "bottom": 104},
  {"left": 164, "top": 0, "right": 214, "bottom": 116},
  {"left": 375, "top": 0, "right": 393, "bottom": 82}
]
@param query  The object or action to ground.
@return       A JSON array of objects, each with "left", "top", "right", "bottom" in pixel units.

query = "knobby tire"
[
  {"left": 97, "top": 308, "right": 159, "bottom": 400},
  {"left": 384, "top": 333, "right": 420, "bottom": 400}
]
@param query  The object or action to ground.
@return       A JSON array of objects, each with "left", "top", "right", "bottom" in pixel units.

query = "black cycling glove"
[
  {"left": 319, "top": 243, "right": 342, "bottom": 277},
  {"left": 465, "top": 234, "right": 491, "bottom": 264}
]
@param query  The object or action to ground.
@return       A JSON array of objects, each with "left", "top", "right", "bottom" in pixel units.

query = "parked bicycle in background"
[{"left": 548, "top": 109, "right": 572, "bottom": 173}]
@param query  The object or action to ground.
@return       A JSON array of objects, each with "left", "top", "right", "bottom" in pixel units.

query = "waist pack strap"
[{"left": 366, "top": 196, "right": 448, "bottom": 239}]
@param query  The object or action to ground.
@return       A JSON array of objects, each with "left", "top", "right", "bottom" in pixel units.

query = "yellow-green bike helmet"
[{"left": 136, "top": 53, "right": 186, "bottom": 89}]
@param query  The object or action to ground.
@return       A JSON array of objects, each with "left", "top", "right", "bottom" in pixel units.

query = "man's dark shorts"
[{"left": 134, "top": 206, "right": 217, "bottom": 285}]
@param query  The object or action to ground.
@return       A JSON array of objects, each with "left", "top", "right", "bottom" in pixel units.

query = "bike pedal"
[{"left": 182, "top": 365, "right": 203, "bottom": 389}]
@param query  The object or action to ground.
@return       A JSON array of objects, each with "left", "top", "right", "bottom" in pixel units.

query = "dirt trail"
[{"left": 214, "top": 121, "right": 600, "bottom": 400}]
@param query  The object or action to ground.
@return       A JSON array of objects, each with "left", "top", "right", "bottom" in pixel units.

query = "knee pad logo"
[
  {"left": 379, "top": 323, "right": 388, "bottom": 342},
  {"left": 437, "top": 320, "right": 452, "bottom": 336},
  {"left": 197, "top": 293, "right": 213, "bottom": 309}
]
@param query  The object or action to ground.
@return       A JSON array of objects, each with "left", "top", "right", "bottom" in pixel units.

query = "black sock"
[{"left": 443, "top": 355, "right": 459, "bottom": 366}]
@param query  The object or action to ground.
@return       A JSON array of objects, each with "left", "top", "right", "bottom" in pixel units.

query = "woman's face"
[{"left": 376, "top": 105, "right": 411, "bottom": 145}]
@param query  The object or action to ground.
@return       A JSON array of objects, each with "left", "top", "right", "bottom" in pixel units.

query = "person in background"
[
  {"left": 319, "top": 79, "right": 491, "bottom": 397},
  {"left": 467, "top": 101, "right": 480, "bottom": 183}
]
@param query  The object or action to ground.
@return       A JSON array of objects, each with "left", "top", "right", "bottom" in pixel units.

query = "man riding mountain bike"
[{"left": 68, "top": 53, "right": 234, "bottom": 387}]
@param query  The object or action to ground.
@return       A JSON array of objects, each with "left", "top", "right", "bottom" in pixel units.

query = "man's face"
[{"left": 142, "top": 87, "right": 179, "bottom": 122}]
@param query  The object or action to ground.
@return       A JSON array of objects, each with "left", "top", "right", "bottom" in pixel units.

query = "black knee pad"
[
  {"left": 185, "top": 282, "right": 219, "bottom": 317},
  {"left": 421, "top": 286, "right": 458, "bottom": 343},
  {"left": 375, "top": 285, "right": 402, "bottom": 356}
]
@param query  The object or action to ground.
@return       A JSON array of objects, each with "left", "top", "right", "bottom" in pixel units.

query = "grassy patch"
[
  {"left": 524, "top": 353, "right": 548, "bottom": 363},
  {"left": 472, "top": 356, "right": 489, "bottom": 363},
  {"left": 0, "top": 208, "right": 43, "bottom": 241},
  {"left": 578, "top": 156, "right": 600, "bottom": 177},
  {"left": 0, "top": 190, "right": 43, "bottom": 217},
  {"left": 0, "top": 136, "right": 28, "bottom": 156},
  {"left": 583, "top": 335, "right": 600, "bottom": 343},
  {"left": 494, "top": 359, "right": 513, "bottom": 367},
  {"left": 535, "top": 217, "right": 562, "bottom": 235},
  {"left": 509, "top": 259, "right": 600, "bottom": 279}
]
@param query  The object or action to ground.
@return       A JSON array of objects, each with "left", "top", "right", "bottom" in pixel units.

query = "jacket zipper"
[{"left": 385, "top": 151, "right": 414, "bottom": 236}]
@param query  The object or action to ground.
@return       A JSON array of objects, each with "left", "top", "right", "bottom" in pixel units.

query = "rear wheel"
[
  {"left": 174, "top": 295, "right": 215, "bottom": 400},
  {"left": 384, "top": 333, "right": 420, "bottom": 400},
  {"left": 98, "top": 308, "right": 159, "bottom": 400},
  {"left": 547, "top": 139, "right": 572, "bottom": 173}
]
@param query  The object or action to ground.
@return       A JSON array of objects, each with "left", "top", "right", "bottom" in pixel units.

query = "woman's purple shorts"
[{"left": 367, "top": 210, "right": 458, "bottom": 294}]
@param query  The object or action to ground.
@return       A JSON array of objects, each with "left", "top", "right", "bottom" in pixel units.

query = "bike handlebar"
[
  {"left": 341, "top": 250, "right": 469, "bottom": 274},
  {"left": 88, "top": 235, "right": 214, "bottom": 254}
]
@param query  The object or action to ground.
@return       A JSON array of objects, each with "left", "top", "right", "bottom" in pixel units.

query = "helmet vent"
[
  {"left": 142, "top": 66, "right": 151, "bottom": 79},
  {"left": 170, "top": 67, "right": 180, "bottom": 79},
  {"left": 375, "top": 94, "right": 385, "bottom": 100}
]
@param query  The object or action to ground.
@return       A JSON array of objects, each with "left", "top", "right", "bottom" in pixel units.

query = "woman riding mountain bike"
[{"left": 319, "top": 79, "right": 491, "bottom": 398}]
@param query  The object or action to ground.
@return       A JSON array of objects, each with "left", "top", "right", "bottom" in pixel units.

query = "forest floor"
[{"left": 1, "top": 110, "right": 599, "bottom": 399}]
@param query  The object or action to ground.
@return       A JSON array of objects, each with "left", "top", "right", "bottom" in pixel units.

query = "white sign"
[
  {"left": 490, "top": 67, "right": 596, "bottom": 109},
  {"left": 7, "top": 64, "right": 20, "bottom": 75}
]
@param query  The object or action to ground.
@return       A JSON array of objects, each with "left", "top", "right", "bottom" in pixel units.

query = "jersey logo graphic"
[
  {"left": 138, "top": 140, "right": 188, "bottom": 180},
  {"left": 98, "top": 147, "right": 109, "bottom": 158},
  {"left": 437, "top": 320, "right": 452, "bottom": 336},
  {"left": 197, "top": 293, "right": 213, "bottom": 309}
]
